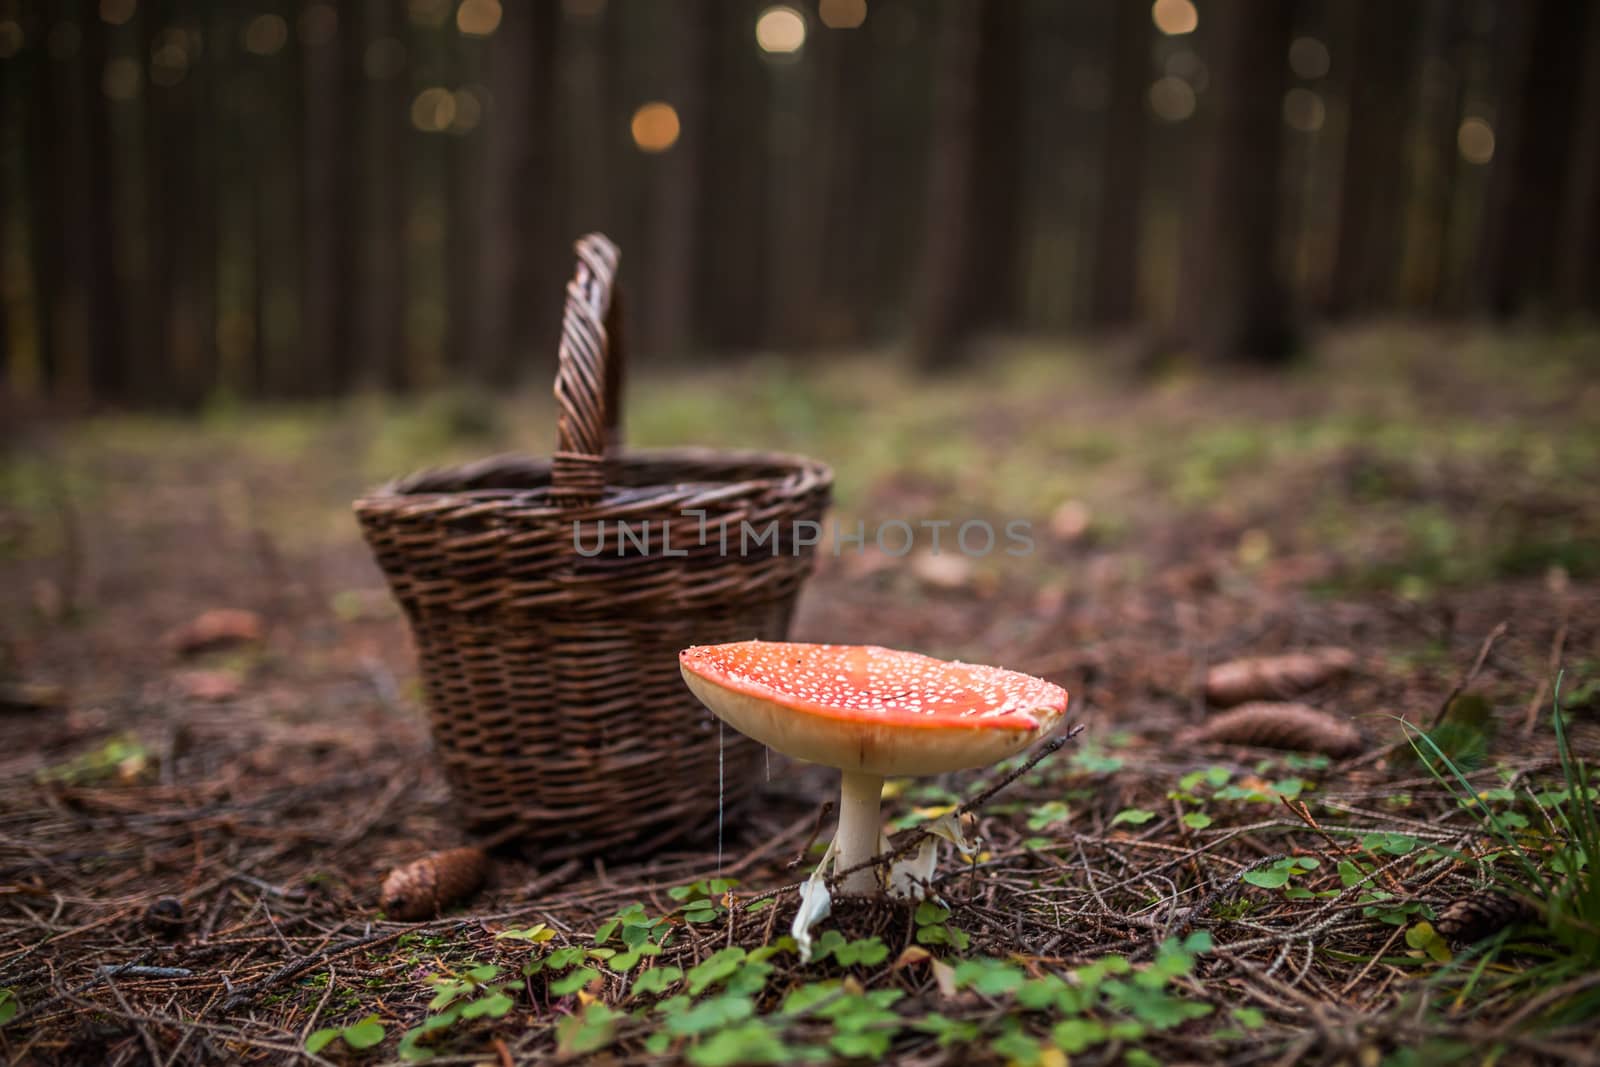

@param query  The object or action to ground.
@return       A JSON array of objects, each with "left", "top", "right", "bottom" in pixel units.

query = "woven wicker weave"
[{"left": 355, "top": 234, "right": 832, "bottom": 858}]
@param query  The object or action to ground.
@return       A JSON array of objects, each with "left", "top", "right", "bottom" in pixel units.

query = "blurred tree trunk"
[
  {"left": 767, "top": 11, "right": 839, "bottom": 349},
  {"left": 912, "top": 0, "right": 1023, "bottom": 369},
  {"left": 1555, "top": 2, "right": 1600, "bottom": 317},
  {"left": 474, "top": 2, "right": 561, "bottom": 383},
  {"left": 1088, "top": 0, "right": 1150, "bottom": 327},
  {"left": 695, "top": 0, "right": 770, "bottom": 350},
  {"left": 446, "top": 72, "right": 479, "bottom": 387},
  {"left": 23, "top": 30, "right": 65, "bottom": 397},
  {"left": 1401, "top": 0, "right": 1466, "bottom": 312},
  {"left": 1474, "top": 0, "right": 1584, "bottom": 317},
  {"left": 301, "top": 1, "right": 356, "bottom": 396},
  {"left": 911, "top": 1, "right": 980, "bottom": 370},
  {"left": 0, "top": 96, "right": 8, "bottom": 393},
  {"left": 520, "top": 6, "right": 566, "bottom": 370},
  {"left": 251, "top": 170, "right": 270, "bottom": 395},
  {"left": 645, "top": 0, "right": 707, "bottom": 357},
  {"left": 359, "top": 0, "right": 409, "bottom": 390},
  {"left": 860, "top": 1, "right": 933, "bottom": 340},
  {"left": 134, "top": 5, "right": 165, "bottom": 406},
  {"left": 1326, "top": 1, "right": 1420, "bottom": 316},
  {"left": 80, "top": 12, "right": 128, "bottom": 403},
  {"left": 1182, "top": 0, "right": 1294, "bottom": 363},
  {"left": 142, "top": 3, "right": 217, "bottom": 408},
  {"left": 817, "top": 20, "right": 874, "bottom": 345},
  {"left": 261, "top": 9, "right": 304, "bottom": 397},
  {"left": 966, "top": 0, "right": 1024, "bottom": 332},
  {"left": 563, "top": 2, "right": 612, "bottom": 236}
]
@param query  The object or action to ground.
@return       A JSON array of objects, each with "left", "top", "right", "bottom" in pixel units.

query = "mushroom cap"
[{"left": 679, "top": 641, "right": 1069, "bottom": 776}]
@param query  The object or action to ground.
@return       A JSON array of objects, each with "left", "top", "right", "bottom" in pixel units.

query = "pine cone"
[
  {"left": 380, "top": 847, "right": 489, "bottom": 921},
  {"left": 1434, "top": 891, "right": 1536, "bottom": 943},
  {"left": 1206, "top": 648, "right": 1356, "bottom": 708},
  {"left": 144, "top": 897, "right": 187, "bottom": 938},
  {"left": 1184, "top": 701, "right": 1365, "bottom": 757}
]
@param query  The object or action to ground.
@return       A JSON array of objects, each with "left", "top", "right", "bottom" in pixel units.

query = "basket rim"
[{"left": 355, "top": 445, "right": 833, "bottom": 508}]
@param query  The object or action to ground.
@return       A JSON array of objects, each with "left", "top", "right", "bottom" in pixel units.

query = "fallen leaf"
[
  {"left": 117, "top": 751, "right": 149, "bottom": 784},
  {"left": 930, "top": 957, "right": 958, "bottom": 998},
  {"left": 31, "top": 578, "right": 63, "bottom": 621},
  {"left": 840, "top": 546, "right": 899, "bottom": 580},
  {"left": 163, "top": 609, "right": 264, "bottom": 657},
  {"left": 330, "top": 588, "right": 399, "bottom": 623},
  {"left": 0, "top": 681, "right": 68, "bottom": 712},
  {"left": 1049, "top": 500, "right": 1092, "bottom": 543},
  {"left": 892, "top": 946, "right": 932, "bottom": 969},
  {"left": 1032, "top": 581, "right": 1069, "bottom": 618},
  {"left": 173, "top": 669, "right": 242, "bottom": 702},
  {"left": 1236, "top": 527, "right": 1272, "bottom": 566},
  {"left": 910, "top": 550, "right": 972, "bottom": 590}
]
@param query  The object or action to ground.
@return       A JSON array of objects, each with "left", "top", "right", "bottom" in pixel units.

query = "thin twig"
[
  {"left": 1520, "top": 602, "right": 1568, "bottom": 736},
  {"left": 786, "top": 802, "right": 835, "bottom": 869},
  {"left": 220, "top": 928, "right": 408, "bottom": 1011},
  {"left": 1427, "top": 620, "right": 1508, "bottom": 730}
]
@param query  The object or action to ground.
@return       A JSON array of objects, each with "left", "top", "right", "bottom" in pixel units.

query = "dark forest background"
[{"left": 2, "top": 0, "right": 1598, "bottom": 410}]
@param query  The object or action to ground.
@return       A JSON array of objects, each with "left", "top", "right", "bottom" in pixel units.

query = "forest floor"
[{"left": 2, "top": 324, "right": 1599, "bottom": 1065}]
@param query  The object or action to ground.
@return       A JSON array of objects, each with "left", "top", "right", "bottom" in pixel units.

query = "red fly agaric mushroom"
[{"left": 679, "top": 642, "right": 1070, "bottom": 896}]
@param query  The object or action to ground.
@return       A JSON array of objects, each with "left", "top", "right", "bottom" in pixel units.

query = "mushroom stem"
[{"left": 835, "top": 770, "right": 886, "bottom": 895}]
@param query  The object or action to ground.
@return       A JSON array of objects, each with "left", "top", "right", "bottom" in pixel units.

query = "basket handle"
[{"left": 552, "top": 233, "right": 624, "bottom": 504}]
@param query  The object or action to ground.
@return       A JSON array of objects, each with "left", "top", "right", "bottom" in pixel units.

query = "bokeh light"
[
  {"left": 411, "top": 87, "right": 457, "bottom": 133},
  {"left": 150, "top": 30, "right": 190, "bottom": 87},
  {"left": 756, "top": 6, "right": 806, "bottom": 54},
  {"left": 409, "top": 211, "right": 444, "bottom": 247},
  {"left": 631, "top": 102, "right": 682, "bottom": 153},
  {"left": 1282, "top": 88, "right": 1324, "bottom": 132},
  {"left": 243, "top": 13, "right": 288, "bottom": 56},
  {"left": 1288, "top": 36, "right": 1330, "bottom": 80},
  {"left": 100, "top": 0, "right": 136, "bottom": 27},
  {"left": 1151, "top": 0, "right": 1197, "bottom": 37},
  {"left": 819, "top": 0, "right": 867, "bottom": 30},
  {"left": 1457, "top": 118, "right": 1495, "bottom": 164},
  {"left": 1164, "top": 49, "right": 1208, "bottom": 93},
  {"left": 456, "top": 0, "right": 502, "bottom": 38},
  {"left": 451, "top": 87, "right": 484, "bottom": 133},
  {"left": 1148, "top": 76, "right": 1196, "bottom": 122},
  {"left": 408, "top": 0, "right": 452, "bottom": 29},
  {"left": 102, "top": 56, "right": 141, "bottom": 100},
  {"left": 150, "top": 47, "right": 187, "bottom": 87},
  {"left": 0, "top": 20, "right": 23, "bottom": 59}
]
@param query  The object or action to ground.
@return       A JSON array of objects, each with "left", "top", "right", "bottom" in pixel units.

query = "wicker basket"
[{"left": 355, "top": 234, "right": 832, "bottom": 858}]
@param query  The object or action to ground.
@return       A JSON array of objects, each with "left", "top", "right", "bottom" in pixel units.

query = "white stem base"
[{"left": 834, "top": 770, "right": 886, "bottom": 896}]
